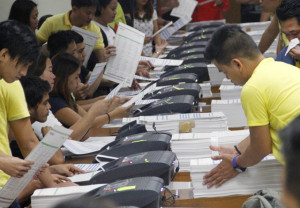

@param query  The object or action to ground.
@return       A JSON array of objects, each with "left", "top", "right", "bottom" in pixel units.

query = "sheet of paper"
[
  {"left": 103, "top": 23, "right": 145, "bottom": 87},
  {"left": 104, "top": 80, "right": 126, "bottom": 100},
  {"left": 122, "top": 83, "right": 157, "bottom": 107},
  {"left": 171, "top": 0, "right": 198, "bottom": 18},
  {"left": 285, "top": 38, "right": 300, "bottom": 56},
  {"left": 0, "top": 126, "right": 72, "bottom": 207},
  {"left": 72, "top": 26, "right": 99, "bottom": 66},
  {"left": 135, "top": 99, "right": 159, "bottom": 105},
  {"left": 140, "top": 56, "right": 183, "bottom": 67},
  {"left": 63, "top": 140, "right": 104, "bottom": 155},
  {"left": 133, "top": 75, "right": 157, "bottom": 81},
  {"left": 87, "top": 62, "right": 106, "bottom": 86},
  {"left": 75, "top": 163, "right": 109, "bottom": 172},
  {"left": 161, "top": 16, "right": 192, "bottom": 40},
  {"left": 151, "top": 21, "right": 173, "bottom": 38},
  {"left": 68, "top": 171, "right": 101, "bottom": 183}
]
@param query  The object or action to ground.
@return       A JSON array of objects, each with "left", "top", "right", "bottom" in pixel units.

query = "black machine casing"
[
  {"left": 115, "top": 120, "right": 147, "bottom": 140},
  {"left": 85, "top": 177, "right": 164, "bottom": 208},
  {"left": 90, "top": 151, "right": 176, "bottom": 185},
  {"left": 93, "top": 132, "right": 171, "bottom": 161},
  {"left": 167, "top": 47, "right": 205, "bottom": 59},
  {"left": 162, "top": 63, "right": 209, "bottom": 82},
  {"left": 157, "top": 73, "right": 198, "bottom": 86},
  {"left": 132, "top": 95, "right": 195, "bottom": 116},
  {"left": 143, "top": 83, "right": 201, "bottom": 100}
]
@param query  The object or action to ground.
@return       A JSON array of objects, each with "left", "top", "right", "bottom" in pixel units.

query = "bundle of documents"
[
  {"left": 219, "top": 85, "right": 242, "bottom": 100},
  {"left": 221, "top": 78, "right": 233, "bottom": 85},
  {"left": 211, "top": 99, "right": 247, "bottom": 128},
  {"left": 31, "top": 185, "right": 105, "bottom": 208},
  {"left": 190, "top": 155, "right": 282, "bottom": 198},
  {"left": 123, "top": 112, "right": 228, "bottom": 134},
  {"left": 207, "top": 64, "right": 226, "bottom": 86},
  {"left": 171, "top": 130, "right": 249, "bottom": 171},
  {"left": 199, "top": 83, "right": 212, "bottom": 98}
]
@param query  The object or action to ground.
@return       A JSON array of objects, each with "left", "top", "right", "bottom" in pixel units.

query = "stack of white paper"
[
  {"left": 199, "top": 83, "right": 212, "bottom": 98},
  {"left": 207, "top": 64, "right": 226, "bottom": 86},
  {"left": 219, "top": 85, "right": 242, "bottom": 100},
  {"left": 190, "top": 155, "right": 282, "bottom": 198},
  {"left": 171, "top": 130, "right": 249, "bottom": 171},
  {"left": 31, "top": 185, "right": 105, "bottom": 208},
  {"left": 211, "top": 99, "right": 247, "bottom": 128},
  {"left": 123, "top": 112, "right": 228, "bottom": 134},
  {"left": 246, "top": 30, "right": 264, "bottom": 42},
  {"left": 221, "top": 78, "right": 233, "bottom": 85}
]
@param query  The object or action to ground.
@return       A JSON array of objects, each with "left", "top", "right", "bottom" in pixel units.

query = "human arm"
[
  {"left": 258, "top": 16, "right": 279, "bottom": 53},
  {"left": 49, "top": 164, "right": 85, "bottom": 177},
  {"left": 151, "top": 39, "right": 168, "bottom": 58}
]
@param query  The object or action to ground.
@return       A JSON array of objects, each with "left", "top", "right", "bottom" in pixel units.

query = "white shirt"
[{"left": 94, "top": 21, "right": 116, "bottom": 46}]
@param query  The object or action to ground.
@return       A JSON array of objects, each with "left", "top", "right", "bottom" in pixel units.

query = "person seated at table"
[
  {"left": 279, "top": 115, "right": 300, "bottom": 208},
  {"left": 202, "top": 24, "right": 300, "bottom": 188},
  {"left": 50, "top": 53, "right": 133, "bottom": 138}
]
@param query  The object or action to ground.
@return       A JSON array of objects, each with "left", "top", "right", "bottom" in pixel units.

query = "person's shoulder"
[{"left": 88, "top": 21, "right": 101, "bottom": 34}]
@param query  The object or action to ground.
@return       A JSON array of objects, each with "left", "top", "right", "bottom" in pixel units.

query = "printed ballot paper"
[
  {"left": 161, "top": 15, "right": 192, "bottom": 40},
  {"left": 87, "top": 62, "right": 106, "bottom": 86},
  {"left": 285, "top": 38, "right": 300, "bottom": 56},
  {"left": 171, "top": 0, "right": 198, "bottom": 18},
  {"left": 104, "top": 23, "right": 145, "bottom": 87},
  {"left": 0, "top": 126, "right": 73, "bottom": 207},
  {"left": 151, "top": 21, "right": 173, "bottom": 38},
  {"left": 72, "top": 26, "right": 99, "bottom": 66}
]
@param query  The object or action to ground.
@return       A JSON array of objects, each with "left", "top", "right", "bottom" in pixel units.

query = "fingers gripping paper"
[{"left": 103, "top": 23, "right": 145, "bottom": 87}]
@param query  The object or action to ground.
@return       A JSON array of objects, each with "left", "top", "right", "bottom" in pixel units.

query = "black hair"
[
  {"left": 279, "top": 115, "right": 300, "bottom": 204},
  {"left": 95, "top": 0, "right": 113, "bottom": 17},
  {"left": 204, "top": 24, "right": 261, "bottom": 65},
  {"left": 71, "top": 0, "right": 98, "bottom": 8},
  {"left": 276, "top": 0, "right": 300, "bottom": 25},
  {"left": 47, "top": 30, "right": 75, "bottom": 58},
  {"left": 8, "top": 0, "right": 37, "bottom": 27},
  {"left": 27, "top": 52, "right": 49, "bottom": 77},
  {"left": 38, "top": 14, "right": 52, "bottom": 29},
  {"left": 68, "top": 30, "right": 84, "bottom": 44},
  {"left": 134, "top": 0, "right": 154, "bottom": 21},
  {"left": 20, "top": 76, "right": 50, "bottom": 109},
  {"left": 51, "top": 53, "right": 80, "bottom": 112},
  {"left": 0, "top": 20, "right": 40, "bottom": 65}
]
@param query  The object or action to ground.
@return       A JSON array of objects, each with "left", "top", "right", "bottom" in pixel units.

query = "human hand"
[
  {"left": 130, "top": 79, "right": 142, "bottom": 90},
  {"left": 33, "top": 163, "right": 49, "bottom": 179},
  {"left": 52, "top": 173, "right": 71, "bottom": 183},
  {"left": 209, "top": 145, "right": 239, "bottom": 156},
  {"left": 0, "top": 156, "right": 34, "bottom": 178},
  {"left": 104, "top": 45, "right": 117, "bottom": 61},
  {"left": 289, "top": 47, "right": 300, "bottom": 60},
  {"left": 41, "top": 126, "right": 51, "bottom": 137},
  {"left": 74, "top": 83, "right": 89, "bottom": 100},
  {"left": 111, "top": 103, "right": 134, "bottom": 119},
  {"left": 155, "top": 39, "right": 168, "bottom": 55},
  {"left": 138, "top": 60, "right": 154, "bottom": 69},
  {"left": 144, "top": 36, "right": 153, "bottom": 45},
  {"left": 203, "top": 154, "right": 239, "bottom": 188},
  {"left": 91, "top": 98, "right": 113, "bottom": 115},
  {"left": 49, "top": 164, "right": 85, "bottom": 177},
  {"left": 136, "top": 68, "right": 150, "bottom": 78}
]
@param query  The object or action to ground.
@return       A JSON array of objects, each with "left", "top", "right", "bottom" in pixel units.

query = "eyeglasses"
[{"left": 282, "top": 29, "right": 300, "bottom": 39}]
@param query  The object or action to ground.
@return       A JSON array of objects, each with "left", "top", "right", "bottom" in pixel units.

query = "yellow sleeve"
[
  {"left": 90, "top": 22, "right": 105, "bottom": 50},
  {"left": 36, "top": 18, "right": 53, "bottom": 43},
  {"left": 241, "top": 85, "right": 269, "bottom": 126},
  {"left": 5, "top": 81, "right": 30, "bottom": 121}
]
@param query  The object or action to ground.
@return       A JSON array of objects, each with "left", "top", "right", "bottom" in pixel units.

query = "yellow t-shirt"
[
  {"left": 108, "top": 3, "right": 127, "bottom": 29},
  {"left": 241, "top": 58, "right": 300, "bottom": 164},
  {"left": 37, "top": 11, "right": 104, "bottom": 50},
  {"left": 0, "top": 80, "right": 30, "bottom": 187}
]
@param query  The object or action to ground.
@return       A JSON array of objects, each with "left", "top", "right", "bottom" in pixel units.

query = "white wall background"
[{"left": 0, "top": 0, "right": 71, "bottom": 22}]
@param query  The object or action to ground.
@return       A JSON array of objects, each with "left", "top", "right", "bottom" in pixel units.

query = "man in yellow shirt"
[
  {"left": 37, "top": 0, "right": 106, "bottom": 62},
  {"left": 202, "top": 25, "right": 300, "bottom": 188}
]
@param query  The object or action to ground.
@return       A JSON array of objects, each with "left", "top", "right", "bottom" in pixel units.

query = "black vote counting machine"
[
  {"left": 90, "top": 151, "right": 177, "bottom": 185},
  {"left": 115, "top": 120, "right": 147, "bottom": 140},
  {"left": 132, "top": 95, "right": 195, "bottom": 116},
  {"left": 142, "top": 83, "right": 201, "bottom": 101},
  {"left": 93, "top": 132, "right": 172, "bottom": 161},
  {"left": 84, "top": 177, "right": 164, "bottom": 208},
  {"left": 156, "top": 73, "right": 198, "bottom": 86}
]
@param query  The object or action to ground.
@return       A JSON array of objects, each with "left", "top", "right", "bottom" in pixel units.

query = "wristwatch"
[{"left": 232, "top": 155, "right": 247, "bottom": 173}]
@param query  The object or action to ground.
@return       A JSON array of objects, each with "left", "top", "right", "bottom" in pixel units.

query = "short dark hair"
[
  {"left": 204, "top": 25, "right": 261, "bottom": 65},
  {"left": 38, "top": 14, "right": 52, "bottom": 30},
  {"left": 68, "top": 30, "right": 84, "bottom": 44},
  {"left": 95, "top": 0, "right": 113, "bottom": 17},
  {"left": 27, "top": 52, "right": 49, "bottom": 77},
  {"left": 8, "top": 0, "right": 37, "bottom": 27},
  {"left": 47, "top": 30, "right": 75, "bottom": 58},
  {"left": 0, "top": 20, "right": 40, "bottom": 65},
  {"left": 20, "top": 76, "right": 50, "bottom": 109},
  {"left": 71, "top": 0, "right": 98, "bottom": 8},
  {"left": 279, "top": 115, "right": 300, "bottom": 204},
  {"left": 51, "top": 53, "right": 80, "bottom": 112},
  {"left": 276, "top": 0, "right": 300, "bottom": 25}
]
